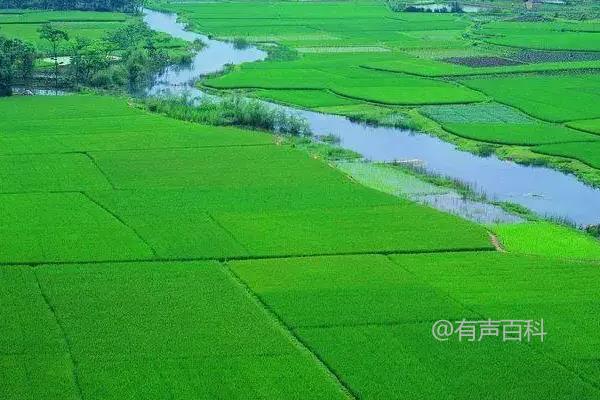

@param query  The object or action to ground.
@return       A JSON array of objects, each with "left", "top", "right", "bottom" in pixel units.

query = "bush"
[
  {"left": 585, "top": 224, "right": 600, "bottom": 238},
  {"left": 144, "top": 95, "right": 312, "bottom": 136}
]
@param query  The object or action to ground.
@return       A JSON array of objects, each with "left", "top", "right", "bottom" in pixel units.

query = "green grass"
[
  {"left": 331, "top": 84, "right": 486, "bottom": 105},
  {"left": 205, "top": 64, "right": 487, "bottom": 105},
  {"left": 0, "top": 192, "right": 154, "bottom": 263},
  {"left": 231, "top": 254, "right": 474, "bottom": 328},
  {"left": 567, "top": 118, "right": 600, "bottom": 135},
  {"left": 462, "top": 75, "right": 600, "bottom": 123},
  {"left": 532, "top": 141, "right": 600, "bottom": 169},
  {"left": 421, "top": 103, "right": 599, "bottom": 145},
  {"left": 233, "top": 251, "right": 600, "bottom": 398},
  {"left": 88, "top": 145, "right": 348, "bottom": 190},
  {"left": 335, "top": 161, "right": 448, "bottom": 197},
  {"left": 479, "top": 20, "right": 600, "bottom": 52},
  {"left": 0, "top": 10, "right": 186, "bottom": 55},
  {"left": 442, "top": 122, "right": 598, "bottom": 145},
  {"left": 421, "top": 103, "right": 535, "bottom": 124},
  {"left": 298, "top": 323, "right": 599, "bottom": 399},
  {"left": 0, "top": 94, "right": 492, "bottom": 262},
  {"left": 0, "top": 153, "right": 112, "bottom": 192},
  {"left": 0, "top": 96, "right": 273, "bottom": 155},
  {"left": 364, "top": 55, "right": 600, "bottom": 77},
  {"left": 0, "top": 262, "right": 348, "bottom": 399},
  {"left": 492, "top": 222, "right": 600, "bottom": 259},
  {"left": 213, "top": 204, "right": 493, "bottom": 257},
  {"left": 254, "top": 89, "right": 359, "bottom": 108}
]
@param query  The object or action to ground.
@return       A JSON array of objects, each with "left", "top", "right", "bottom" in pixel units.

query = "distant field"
[
  {"left": 421, "top": 103, "right": 600, "bottom": 145},
  {"left": 462, "top": 75, "right": 600, "bottom": 123},
  {"left": 533, "top": 141, "right": 600, "bottom": 169},
  {"left": 492, "top": 222, "right": 600, "bottom": 259},
  {"left": 172, "top": 0, "right": 600, "bottom": 183},
  {"left": 478, "top": 20, "right": 600, "bottom": 51},
  {"left": 0, "top": 10, "right": 184, "bottom": 54}
]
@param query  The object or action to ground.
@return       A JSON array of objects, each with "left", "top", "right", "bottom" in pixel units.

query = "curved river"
[{"left": 143, "top": 9, "right": 600, "bottom": 226}]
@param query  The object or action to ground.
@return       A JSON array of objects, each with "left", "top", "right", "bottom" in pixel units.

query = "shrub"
[{"left": 144, "top": 95, "right": 312, "bottom": 136}]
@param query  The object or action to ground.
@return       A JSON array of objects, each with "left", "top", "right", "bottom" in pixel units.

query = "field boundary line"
[
  {"left": 1, "top": 246, "right": 497, "bottom": 268},
  {"left": 205, "top": 211, "right": 252, "bottom": 255},
  {"left": 82, "top": 151, "right": 117, "bottom": 190},
  {"left": 0, "top": 143, "right": 277, "bottom": 157},
  {"left": 386, "top": 254, "right": 487, "bottom": 320},
  {"left": 32, "top": 268, "right": 84, "bottom": 400},
  {"left": 487, "top": 231, "right": 506, "bottom": 253},
  {"left": 360, "top": 63, "right": 600, "bottom": 79},
  {"left": 80, "top": 191, "right": 159, "bottom": 258},
  {"left": 223, "top": 263, "right": 358, "bottom": 400}
]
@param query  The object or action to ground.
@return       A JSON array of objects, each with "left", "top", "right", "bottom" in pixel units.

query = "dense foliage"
[
  {"left": 0, "top": 36, "right": 35, "bottom": 95},
  {"left": 0, "top": 0, "right": 143, "bottom": 12},
  {"left": 145, "top": 95, "right": 312, "bottom": 136}
]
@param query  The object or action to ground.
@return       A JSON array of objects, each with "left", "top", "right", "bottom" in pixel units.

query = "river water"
[{"left": 142, "top": 8, "right": 600, "bottom": 226}]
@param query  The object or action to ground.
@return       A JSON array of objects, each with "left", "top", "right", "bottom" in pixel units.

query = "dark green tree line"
[
  {"left": 0, "top": 37, "right": 35, "bottom": 96},
  {"left": 0, "top": 0, "right": 144, "bottom": 12}
]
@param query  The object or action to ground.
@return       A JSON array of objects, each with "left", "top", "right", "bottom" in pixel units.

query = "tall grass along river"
[{"left": 142, "top": 8, "right": 600, "bottom": 226}]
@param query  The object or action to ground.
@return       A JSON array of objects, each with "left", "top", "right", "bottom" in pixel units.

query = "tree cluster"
[
  {"left": 0, "top": 0, "right": 144, "bottom": 13},
  {"left": 0, "top": 37, "right": 35, "bottom": 95}
]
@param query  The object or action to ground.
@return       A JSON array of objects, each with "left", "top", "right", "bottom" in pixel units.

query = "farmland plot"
[
  {"left": 0, "top": 262, "right": 348, "bottom": 399},
  {"left": 233, "top": 252, "right": 600, "bottom": 399}
]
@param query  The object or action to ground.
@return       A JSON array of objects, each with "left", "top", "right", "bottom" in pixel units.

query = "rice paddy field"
[
  {"left": 3, "top": 0, "right": 600, "bottom": 399},
  {"left": 145, "top": 0, "right": 600, "bottom": 185}
]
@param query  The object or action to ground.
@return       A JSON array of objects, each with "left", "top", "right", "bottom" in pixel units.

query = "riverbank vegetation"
[
  {"left": 143, "top": 95, "right": 312, "bottom": 136},
  {"left": 146, "top": 0, "right": 600, "bottom": 187},
  {"left": 0, "top": 10, "right": 191, "bottom": 94}
]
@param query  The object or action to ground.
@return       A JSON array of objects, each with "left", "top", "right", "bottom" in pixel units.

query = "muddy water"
[{"left": 143, "top": 8, "right": 600, "bottom": 226}]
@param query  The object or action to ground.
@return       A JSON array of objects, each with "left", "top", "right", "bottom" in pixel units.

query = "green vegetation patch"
[
  {"left": 0, "top": 262, "right": 347, "bottom": 399},
  {"left": 254, "top": 89, "right": 359, "bottom": 108},
  {"left": 214, "top": 204, "right": 493, "bottom": 257},
  {"left": 479, "top": 20, "right": 600, "bottom": 52},
  {"left": 0, "top": 265, "right": 80, "bottom": 400},
  {"left": 389, "top": 251, "right": 600, "bottom": 381},
  {"left": 365, "top": 56, "right": 600, "bottom": 77},
  {"left": 331, "top": 84, "right": 485, "bottom": 105},
  {"left": 231, "top": 254, "right": 473, "bottom": 328},
  {"left": 0, "top": 153, "right": 112, "bottom": 192},
  {"left": 421, "top": 103, "right": 533, "bottom": 124},
  {"left": 234, "top": 251, "right": 600, "bottom": 398},
  {"left": 0, "top": 192, "right": 154, "bottom": 263},
  {"left": 0, "top": 96, "right": 272, "bottom": 155},
  {"left": 462, "top": 75, "right": 600, "bottom": 123},
  {"left": 89, "top": 145, "right": 347, "bottom": 190},
  {"left": 442, "top": 122, "right": 598, "bottom": 146},
  {"left": 533, "top": 141, "right": 600, "bottom": 169},
  {"left": 204, "top": 56, "right": 487, "bottom": 106},
  {"left": 421, "top": 103, "right": 598, "bottom": 145},
  {"left": 335, "top": 161, "right": 448, "bottom": 196},
  {"left": 492, "top": 222, "right": 600, "bottom": 260},
  {"left": 567, "top": 118, "right": 600, "bottom": 135},
  {"left": 298, "top": 323, "right": 599, "bottom": 400}
]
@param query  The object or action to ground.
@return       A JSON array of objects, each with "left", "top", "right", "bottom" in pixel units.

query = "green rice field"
[
  {"left": 2, "top": 91, "right": 599, "bottom": 399},
  {"left": 147, "top": 0, "right": 600, "bottom": 183},
  {"left": 3, "top": 0, "right": 600, "bottom": 398}
]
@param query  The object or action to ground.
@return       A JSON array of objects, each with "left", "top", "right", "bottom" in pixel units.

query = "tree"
[
  {"left": 0, "top": 36, "right": 36, "bottom": 96},
  {"left": 38, "top": 23, "right": 68, "bottom": 92}
]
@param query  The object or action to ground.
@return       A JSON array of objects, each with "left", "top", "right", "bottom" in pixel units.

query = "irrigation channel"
[{"left": 143, "top": 8, "right": 600, "bottom": 226}]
